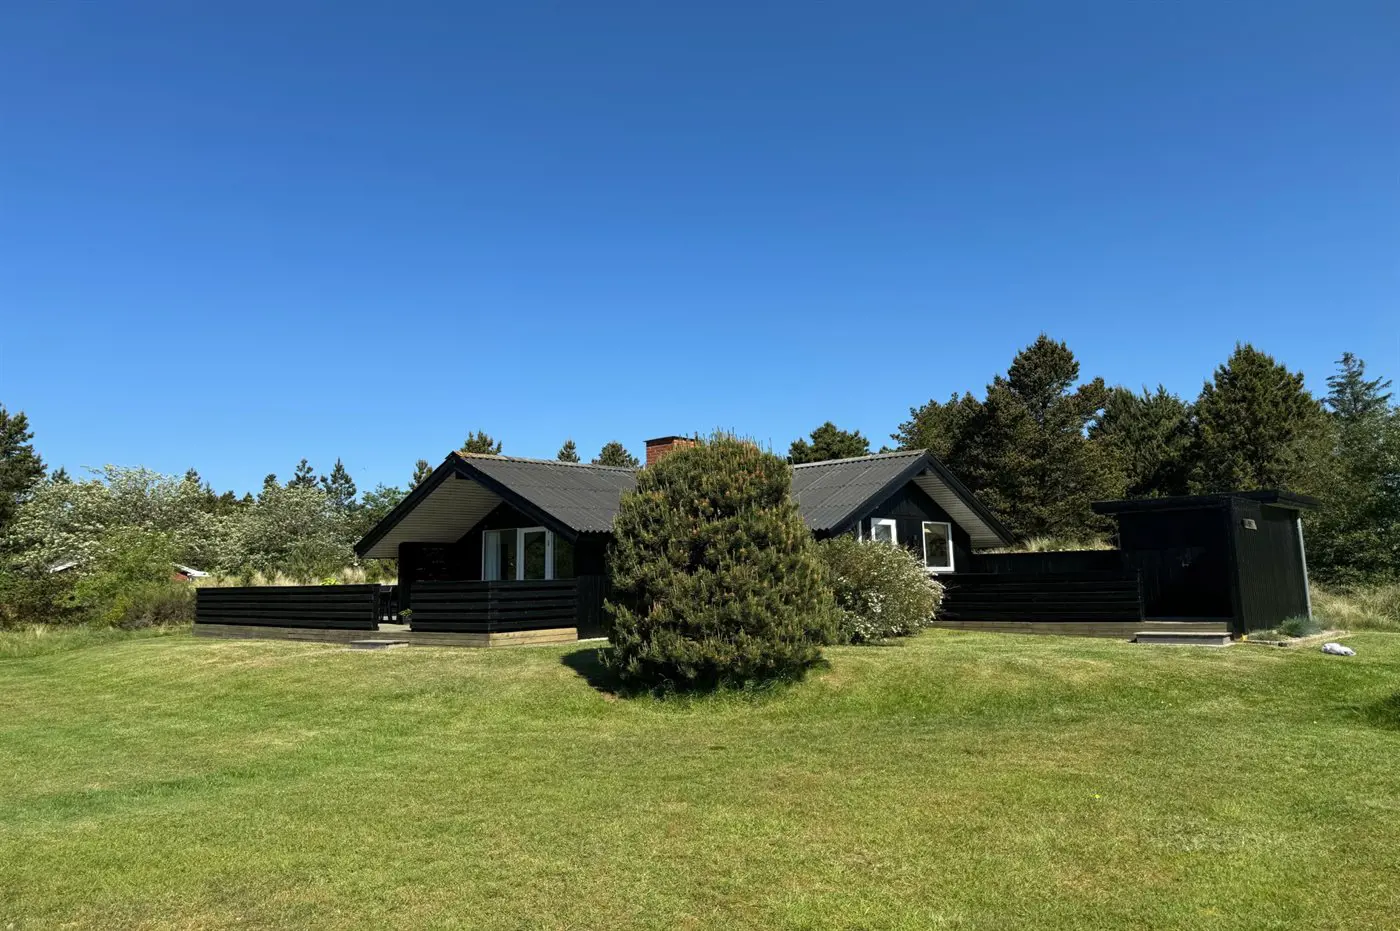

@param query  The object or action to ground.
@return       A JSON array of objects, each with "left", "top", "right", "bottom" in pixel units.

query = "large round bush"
[
  {"left": 604, "top": 436, "right": 837, "bottom": 690},
  {"left": 818, "top": 535, "right": 944, "bottom": 643}
]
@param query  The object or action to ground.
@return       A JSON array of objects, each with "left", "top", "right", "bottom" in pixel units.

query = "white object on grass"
[{"left": 1321, "top": 642, "right": 1355, "bottom": 656}]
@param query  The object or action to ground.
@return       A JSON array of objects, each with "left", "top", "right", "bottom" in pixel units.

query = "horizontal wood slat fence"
[
  {"left": 939, "top": 571, "right": 1144, "bottom": 624},
  {"left": 408, "top": 580, "right": 579, "bottom": 633},
  {"left": 196, "top": 585, "right": 383, "bottom": 630}
]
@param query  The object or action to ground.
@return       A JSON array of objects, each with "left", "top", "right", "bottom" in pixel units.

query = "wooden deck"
[
  {"left": 192, "top": 623, "right": 579, "bottom": 648},
  {"left": 928, "top": 619, "right": 1232, "bottom": 639}
]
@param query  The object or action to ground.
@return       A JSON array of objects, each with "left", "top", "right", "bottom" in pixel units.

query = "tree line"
[
  {"left": 785, "top": 337, "right": 1397, "bottom": 585},
  {"left": 0, "top": 333, "right": 1393, "bottom": 627}
]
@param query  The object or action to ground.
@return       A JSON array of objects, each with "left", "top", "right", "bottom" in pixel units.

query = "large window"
[
  {"left": 483, "top": 528, "right": 576, "bottom": 580},
  {"left": 922, "top": 521, "right": 954, "bottom": 572}
]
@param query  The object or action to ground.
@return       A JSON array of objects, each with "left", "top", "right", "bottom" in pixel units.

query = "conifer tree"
[
  {"left": 604, "top": 435, "right": 837, "bottom": 691},
  {"left": 0, "top": 405, "right": 46, "bottom": 532},
  {"left": 459, "top": 431, "right": 502, "bottom": 455},
  {"left": 1189, "top": 344, "right": 1331, "bottom": 495},
  {"left": 319, "top": 458, "right": 358, "bottom": 512},
  {"left": 948, "top": 335, "right": 1122, "bottom": 538},
  {"left": 411, "top": 459, "right": 434, "bottom": 487},
  {"left": 893, "top": 392, "right": 982, "bottom": 466},
  {"left": 288, "top": 458, "right": 318, "bottom": 488},
  {"left": 788, "top": 422, "right": 870, "bottom": 464},
  {"left": 592, "top": 441, "right": 640, "bottom": 468},
  {"left": 50, "top": 466, "right": 71, "bottom": 484},
  {"left": 1090, "top": 386, "right": 1193, "bottom": 498},
  {"left": 557, "top": 439, "right": 581, "bottom": 463},
  {"left": 1307, "top": 353, "right": 1399, "bottom": 583}
]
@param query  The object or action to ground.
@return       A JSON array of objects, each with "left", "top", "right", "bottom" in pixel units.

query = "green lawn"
[{"left": 2, "top": 629, "right": 1398, "bottom": 930}]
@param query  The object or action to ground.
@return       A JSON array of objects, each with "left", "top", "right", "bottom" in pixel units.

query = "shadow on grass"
[
  {"left": 559, "top": 645, "right": 623, "bottom": 696},
  {"left": 558, "top": 644, "right": 827, "bottom": 702}
]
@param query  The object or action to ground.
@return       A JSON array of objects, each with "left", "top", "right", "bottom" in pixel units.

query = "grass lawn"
[{"left": 2, "top": 628, "right": 1399, "bottom": 930}]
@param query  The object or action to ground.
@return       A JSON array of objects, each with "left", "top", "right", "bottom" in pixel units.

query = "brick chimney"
[{"left": 645, "top": 435, "right": 698, "bottom": 466}]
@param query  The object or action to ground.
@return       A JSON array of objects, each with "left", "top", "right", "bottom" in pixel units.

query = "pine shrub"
[
  {"left": 604, "top": 435, "right": 837, "bottom": 691},
  {"left": 819, "top": 535, "right": 944, "bottom": 643}
]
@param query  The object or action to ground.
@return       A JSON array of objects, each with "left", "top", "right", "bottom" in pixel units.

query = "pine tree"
[
  {"left": 319, "top": 458, "right": 358, "bottom": 512},
  {"left": 0, "top": 405, "right": 46, "bottom": 532},
  {"left": 1308, "top": 353, "right": 1399, "bottom": 583},
  {"left": 604, "top": 435, "right": 837, "bottom": 691},
  {"left": 287, "top": 458, "right": 318, "bottom": 488},
  {"left": 411, "top": 459, "right": 433, "bottom": 487},
  {"left": 50, "top": 466, "right": 71, "bottom": 484},
  {"left": 1090, "top": 386, "right": 1193, "bottom": 498},
  {"left": 460, "top": 431, "right": 502, "bottom": 455},
  {"left": 261, "top": 474, "right": 280, "bottom": 501},
  {"left": 938, "top": 335, "right": 1123, "bottom": 539},
  {"left": 893, "top": 392, "right": 983, "bottom": 466},
  {"left": 788, "top": 422, "right": 871, "bottom": 464},
  {"left": 592, "top": 441, "right": 640, "bottom": 468},
  {"left": 1190, "top": 344, "right": 1332, "bottom": 495},
  {"left": 557, "top": 439, "right": 581, "bottom": 463}
]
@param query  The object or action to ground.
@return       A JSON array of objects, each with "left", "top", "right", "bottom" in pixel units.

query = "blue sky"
[{"left": 2, "top": 2, "right": 1396, "bottom": 495}]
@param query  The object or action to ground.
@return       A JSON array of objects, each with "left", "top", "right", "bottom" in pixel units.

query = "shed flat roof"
[{"left": 1092, "top": 490, "right": 1319, "bottom": 515}]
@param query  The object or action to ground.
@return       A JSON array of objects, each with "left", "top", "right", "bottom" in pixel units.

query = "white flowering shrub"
[{"left": 818, "top": 535, "right": 944, "bottom": 643}]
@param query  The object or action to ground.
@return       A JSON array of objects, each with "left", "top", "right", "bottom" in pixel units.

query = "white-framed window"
[
  {"left": 483, "top": 527, "right": 574, "bottom": 581},
  {"left": 921, "top": 521, "right": 954, "bottom": 572},
  {"left": 869, "top": 518, "right": 898, "bottom": 545}
]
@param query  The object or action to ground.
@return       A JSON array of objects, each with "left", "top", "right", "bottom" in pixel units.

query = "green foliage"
[
  {"left": 1276, "top": 615, "right": 1323, "bottom": 639},
  {"left": 905, "top": 335, "right": 1123, "bottom": 539},
  {"left": 357, "top": 483, "right": 406, "bottom": 539},
  {"left": 818, "top": 535, "right": 943, "bottom": 643},
  {"left": 604, "top": 435, "right": 837, "bottom": 691},
  {"left": 592, "top": 441, "right": 640, "bottom": 468},
  {"left": 0, "top": 565, "right": 79, "bottom": 628},
  {"left": 287, "top": 458, "right": 318, "bottom": 488},
  {"left": 460, "top": 431, "right": 503, "bottom": 455},
  {"left": 1090, "top": 386, "right": 1193, "bottom": 498},
  {"left": 788, "top": 422, "right": 871, "bottom": 464},
  {"left": 1190, "top": 344, "right": 1332, "bottom": 495},
  {"left": 411, "top": 459, "right": 433, "bottom": 487},
  {"left": 893, "top": 391, "right": 983, "bottom": 464},
  {"left": 556, "top": 439, "right": 581, "bottom": 463},
  {"left": 1307, "top": 354, "right": 1399, "bottom": 584},
  {"left": 0, "top": 404, "right": 46, "bottom": 535},
  {"left": 319, "top": 458, "right": 358, "bottom": 512},
  {"left": 231, "top": 483, "right": 353, "bottom": 582},
  {"left": 67, "top": 529, "right": 194, "bottom": 629}
]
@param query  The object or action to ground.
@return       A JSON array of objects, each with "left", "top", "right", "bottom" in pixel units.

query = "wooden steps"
[{"left": 1134, "top": 630, "right": 1233, "bottom": 647}]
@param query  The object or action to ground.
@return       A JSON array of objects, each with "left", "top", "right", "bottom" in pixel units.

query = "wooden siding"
[
  {"left": 196, "top": 585, "right": 381, "bottom": 629},
  {"left": 1231, "top": 501, "right": 1311, "bottom": 631},
  {"left": 940, "top": 572, "right": 1144, "bottom": 624},
  {"left": 409, "top": 579, "right": 579, "bottom": 633},
  {"left": 843, "top": 482, "right": 975, "bottom": 571}
]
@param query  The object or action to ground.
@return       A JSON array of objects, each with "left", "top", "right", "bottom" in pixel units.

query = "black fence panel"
[
  {"left": 196, "top": 585, "right": 381, "bottom": 629},
  {"left": 941, "top": 571, "right": 1144, "bottom": 623},
  {"left": 409, "top": 580, "right": 578, "bottom": 633}
]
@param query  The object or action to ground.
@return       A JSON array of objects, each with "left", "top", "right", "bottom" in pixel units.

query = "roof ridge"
[
  {"left": 452, "top": 451, "right": 638, "bottom": 473},
  {"left": 790, "top": 449, "right": 925, "bottom": 469}
]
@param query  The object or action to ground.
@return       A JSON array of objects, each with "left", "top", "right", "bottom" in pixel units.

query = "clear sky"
[{"left": 2, "top": 2, "right": 1396, "bottom": 495}]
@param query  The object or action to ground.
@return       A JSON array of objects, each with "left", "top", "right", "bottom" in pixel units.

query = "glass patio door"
[{"left": 521, "top": 529, "right": 551, "bottom": 580}]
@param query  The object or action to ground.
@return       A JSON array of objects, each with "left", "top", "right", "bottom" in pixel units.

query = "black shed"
[{"left": 1091, "top": 490, "right": 1318, "bottom": 636}]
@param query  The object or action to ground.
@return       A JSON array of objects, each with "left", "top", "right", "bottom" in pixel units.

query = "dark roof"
[
  {"left": 1092, "top": 490, "right": 1320, "bottom": 515},
  {"left": 454, "top": 453, "right": 636, "bottom": 533},
  {"left": 791, "top": 450, "right": 1014, "bottom": 547},
  {"left": 357, "top": 447, "right": 1014, "bottom": 557},
  {"left": 354, "top": 453, "right": 636, "bottom": 558},
  {"left": 791, "top": 450, "right": 928, "bottom": 531}
]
